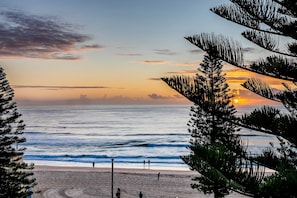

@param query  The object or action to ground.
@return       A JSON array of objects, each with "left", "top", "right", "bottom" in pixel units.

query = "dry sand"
[{"left": 32, "top": 165, "right": 247, "bottom": 198}]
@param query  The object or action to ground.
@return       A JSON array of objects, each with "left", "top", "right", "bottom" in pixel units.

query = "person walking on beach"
[
  {"left": 143, "top": 160, "right": 146, "bottom": 169},
  {"left": 92, "top": 162, "right": 95, "bottom": 168},
  {"left": 116, "top": 188, "right": 121, "bottom": 198},
  {"left": 139, "top": 191, "right": 143, "bottom": 198},
  {"left": 157, "top": 172, "right": 160, "bottom": 180}
]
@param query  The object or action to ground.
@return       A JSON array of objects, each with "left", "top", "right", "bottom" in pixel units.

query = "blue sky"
[{"left": 0, "top": 0, "right": 275, "bottom": 105}]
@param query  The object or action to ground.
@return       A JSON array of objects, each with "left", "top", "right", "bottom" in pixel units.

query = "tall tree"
[
  {"left": 0, "top": 66, "right": 36, "bottom": 197},
  {"left": 162, "top": 40, "right": 253, "bottom": 197},
  {"left": 176, "top": 0, "right": 297, "bottom": 197}
]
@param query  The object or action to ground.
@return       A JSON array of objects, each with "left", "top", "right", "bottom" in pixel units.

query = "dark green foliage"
[
  {"left": 249, "top": 55, "right": 297, "bottom": 80},
  {"left": 185, "top": 33, "right": 244, "bottom": 67},
  {"left": 241, "top": 106, "right": 297, "bottom": 145},
  {"left": 207, "top": 0, "right": 297, "bottom": 197},
  {"left": 163, "top": 0, "right": 297, "bottom": 196},
  {"left": 163, "top": 49, "right": 252, "bottom": 197},
  {"left": 0, "top": 66, "right": 36, "bottom": 198}
]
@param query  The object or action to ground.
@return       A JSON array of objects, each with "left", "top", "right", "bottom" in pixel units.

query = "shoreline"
[
  {"left": 33, "top": 164, "right": 194, "bottom": 175},
  {"left": 26, "top": 160, "right": 190, "bottom": 171}
]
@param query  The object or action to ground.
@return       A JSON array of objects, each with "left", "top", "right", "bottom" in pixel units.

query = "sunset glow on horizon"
[{"left": 0, "top": 0, "right": 285, "bottom": 106}]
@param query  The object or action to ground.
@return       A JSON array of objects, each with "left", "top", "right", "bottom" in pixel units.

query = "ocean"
[{"left": 19, "top": 105, "right": 283, "bottom": 170}]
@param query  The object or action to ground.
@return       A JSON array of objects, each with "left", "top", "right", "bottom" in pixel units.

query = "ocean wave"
[
  {"left": 240, "top": 134, "right": 271, "bottom": 137},
  {"left": 24, "top": 154, "right": 183, "bottom": 165},
  {"left": 24, "top": 131, "right": 188, "bottom": 137},
  {"left": 25, "top": 131, "right": 73, "bottom": 135},
  {"left": 124, "top": 133, "right": 188, "bottom": 137},
  {"left": 135, "top": 143, "right": 188, "bottom": 147}
]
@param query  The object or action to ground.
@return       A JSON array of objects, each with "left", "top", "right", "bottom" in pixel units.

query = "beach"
[{"left": 32, "top": 165, "right": 247, "bottom": 198}]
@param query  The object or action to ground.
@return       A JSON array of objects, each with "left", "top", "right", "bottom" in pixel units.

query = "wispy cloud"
[
  {"left": 148, "top": 93, "right": 185, "bottom": 100},
  {"left": 0, "top": 10, "right": 101, "bottom": 60},
  {"left": 12, "top": 85, "right": 111, "bottom": 89},
  {"left": 117, "top": 53, "right": 142, "bottom": 56},
  {"left": 154, "top": 49, "right": 176, "bottom": 55},
  {"left": 80, "top": 44, "right": 105, "bottom": 50},
  {"left": 189, "top": 49, "right": 204, "bottom": 54},
  {"left": 148, "top": 78, "right": 161, "bottom": 81},
  {"left": 141, "top": 60, "right": 167, "bottom": 65},
  {"left": 163, "top": 70, "right": 197, "bottom": 75},
  {"left": 148, "top": 93, "right": 171, "bottom": 100},
  {"left": 175, "top": 62, "right": 199, "bottom": 67}
]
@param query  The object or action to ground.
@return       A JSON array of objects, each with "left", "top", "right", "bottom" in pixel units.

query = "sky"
[{"left": 0, "top": 0, "right": 284, "bottom": 105}]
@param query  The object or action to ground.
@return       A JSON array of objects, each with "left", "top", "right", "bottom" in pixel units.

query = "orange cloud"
[
  {"left": 175, "top": 62, "right": 200, "bottom": 67},
  {"left": 163, "top": 70, "right": 197, "bottom": 75},
  {"left": 117, "top": 53, "right": 142, "bottom": 56},
  {"left": 141, "top": 60, "right": 168, "bottom": 64},
  {"left": 148, "top": 78, "right": 161, "bottom": 81},
  {"left": 12, "top": 85, "right": 112, "bottom": 89}
]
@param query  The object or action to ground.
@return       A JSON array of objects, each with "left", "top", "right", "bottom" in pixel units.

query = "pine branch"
[
  {"left": 287, "top": 41, "right": 297, "bottom": 55},
  {"left": 276, "top": 88, "right": 297, "bottom": 116},
  {"left": 185, "top": 33, "right": 244, "bottom": 67},
  {"left": 184, "top": 144, "right": 265, "bottom": 197},
  {"left": 211, "top": 4, "right": 259, "bottom": 30},
  {"left": 161, "top": 76, "right": 200, "bottom": 104},
  {"left": 242, "top": 30, "right": 277, "bottom": 53},
  {"left": 240, "top": 106, "right": 297, "bottom": 146},
  {"left": 241, "top": 78, "right": 279, "bottom": 101},
  {"left": 231, "top": 0, "right": 297, "bottom": 39},
  {"left": 273, "top": 0, "right": 297, "bottom": 17},
  {"left": 185, "top": 34, "right": 297, "bottom": 82},
  {"left": 249, "top": 55, "right": 297, "bottom": 81},
  {"left": 242, "top": 30, "right": 297, "bottom": 57},
  {"left": 255, "top": 137, "right": 297, "bottom": 171}
]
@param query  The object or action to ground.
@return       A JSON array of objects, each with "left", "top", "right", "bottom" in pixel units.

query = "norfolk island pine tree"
[
  {"left": 0, "top": 66, "right": 36, "bottom": 197},
  {"left": 165, "top": 0, "right": 297, "bottom": 197},
  {"left": 162, "top": 38, "right": 264, "bottom": 197}
]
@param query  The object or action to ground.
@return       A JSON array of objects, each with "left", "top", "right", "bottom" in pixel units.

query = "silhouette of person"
[
  {"left": 148, "top": 160, "right": 150, "bottom": 169},
  {"left": 139, "top": 191, "right": 143, "bottom": 198},
  {"left": 92, "top": 162, "right": 95, "bottom": 168},
  {"left": 157, "top": 172, "right": 160, "bottom": 180},
  {"left": 116, "top": 188, "right": 121, "bottom": 198},
  {"left": 143, "top": 160, "right": 146, "bottom": 169}
]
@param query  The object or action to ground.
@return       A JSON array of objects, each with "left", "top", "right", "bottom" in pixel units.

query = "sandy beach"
[{"left": 32, "top": 165, "right": 247, "bottom": 198}]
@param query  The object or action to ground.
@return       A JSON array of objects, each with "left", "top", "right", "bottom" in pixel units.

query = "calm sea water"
[{"left": 19, "top": 105, "right": 284, "bottom": 169}]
